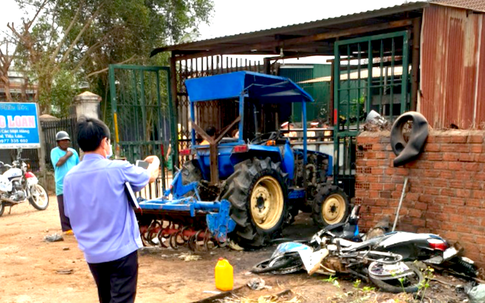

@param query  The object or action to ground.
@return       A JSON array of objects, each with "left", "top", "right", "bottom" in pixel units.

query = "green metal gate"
[
  {"left": 333, "top": 31, "right": 410, "bottom": 197},
  {"left": 109, "top": 64, "right": 176, "bottom": 192}
]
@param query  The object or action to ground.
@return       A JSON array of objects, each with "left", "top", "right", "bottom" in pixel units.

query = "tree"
[
  {"left": 8, "top": 0, "right": 213, "bottom": 116},
  {"left": 0, "top": 39, "right": 16, "bottom": 102}
]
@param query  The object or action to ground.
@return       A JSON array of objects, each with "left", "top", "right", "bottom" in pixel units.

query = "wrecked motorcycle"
[
  {"left": 322, "top": 205, "right": 479, "bottom": 277},
  {"left": 252, "top": 205, "right": 478, "bottom": 293},
  {"left": 251, "top": 239, "right": 425, "bottom": 293},
  {"left": 0, "top": 149, "right": 49, "bottom": 216}
]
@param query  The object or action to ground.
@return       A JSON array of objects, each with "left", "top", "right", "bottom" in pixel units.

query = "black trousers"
[
  {"left": 56, "top": 194, "right": 72, "bottom": 232},
  {"left": 88, "top": 250, "right": 139, "bottom": 303}
]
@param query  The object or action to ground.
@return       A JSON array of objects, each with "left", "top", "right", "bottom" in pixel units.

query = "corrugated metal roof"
[
  {"left": 432, "top": 0, "right": 485, "bottom": 12},
  {"left": 151, "top": 1, "right": 429, "bottom": 57}
]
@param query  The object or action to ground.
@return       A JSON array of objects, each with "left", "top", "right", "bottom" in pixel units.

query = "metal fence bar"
[
  {"left": 40, "top": 116, "right": 79, "bottom": 169},
  {"left": 333, "top": 31, "right": 410, "bottom": 198}
]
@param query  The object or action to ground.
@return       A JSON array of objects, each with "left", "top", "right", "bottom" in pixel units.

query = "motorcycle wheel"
[
  {"left": 369, "top": 262, "right": 424, "bottom": 293},
  {"left": 0, "top": 202, "right": 4, "bottom": 216},
  {"left": 29, "top": 184, "right": 49, "bottom": 210},
  {"left": 251, "top": 253, "right": 302, "bottom": 274}
]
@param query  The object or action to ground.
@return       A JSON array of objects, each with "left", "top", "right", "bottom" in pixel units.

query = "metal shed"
[
  {"left": 148, "top": 0, "right": 485, "bottom": 197},
  {"left": 152, "top": 0, "right": 485, "bottom": 131}
]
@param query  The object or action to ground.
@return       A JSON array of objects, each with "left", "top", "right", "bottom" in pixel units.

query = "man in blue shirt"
[
  {"left": 50, "top": 131, "right": 79, "bottom": 234},
  {"left": 63, "top": 116, "right": 159, "bottom": 303}
]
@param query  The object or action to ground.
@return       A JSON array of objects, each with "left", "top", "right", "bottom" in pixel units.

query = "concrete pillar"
[
  {"left": 73, "top": 91, "right": 101, "bottom": 160},
  {"left": 73, "top": 91, "right": 101, "bottom": 120}
]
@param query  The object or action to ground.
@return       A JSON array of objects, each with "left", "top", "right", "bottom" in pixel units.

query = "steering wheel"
[{"left": 250, "top": 131, "right": 282, "bottom": 145}]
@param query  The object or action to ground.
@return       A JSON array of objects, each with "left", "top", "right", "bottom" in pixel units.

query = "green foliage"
[
  {"left": 322, "top": 275, "right": 340, "bottom": 288},
  {"left": 49, "top": 68, "right": 80, "bottom": 118},
  {"left": 11, "top": 0, "right": 214, "bottom": 116},
  {"left": 328, "top": 286, "right": 377, "bottom": 303},
  {"left": 417, "top": 266, "right": 434, "bottom": 302}
]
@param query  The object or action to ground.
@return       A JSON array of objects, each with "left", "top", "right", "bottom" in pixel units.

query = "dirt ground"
[{"left": 0, "top": 196, "right": 472, "bottom": 303}]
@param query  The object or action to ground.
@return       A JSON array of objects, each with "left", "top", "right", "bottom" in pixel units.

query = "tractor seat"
[{"left": 220, "top": 138, "right": 239, "bottom": 144}]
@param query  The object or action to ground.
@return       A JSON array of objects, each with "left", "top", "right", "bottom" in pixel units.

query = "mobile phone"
[{"left": 135, "top": 160, "right": 150, "bottom": 169}]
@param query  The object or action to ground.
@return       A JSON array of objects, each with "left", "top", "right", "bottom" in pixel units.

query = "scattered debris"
[
  {"left": 228, "top": 240, "right": 244, "bottom": 251},
  {"left": 55, "top": 269, "right": 73, "bottom": 275},
  {"left": 364, "top": 215, "right": 390, "bottom": 240},
  {"left": 247, "top": 278, "right": 271, "bottom": 291},
  {"left": 203, "top": 291, "right": 222, "bottom": 295},
  {"left": 218, "top": 290, "right": 300, "bottom": 303},
  {"left": 178, "top": 253, "right": 202, "bottom": 261},
  {"left": 62, "top": 247, "right": 70, "bottom": 251},
  {"left": 139, "top": 246, "right": 163, "bottom": 255},
  {"left": 362, "top": 110, "right": 390, "bottom": 131},
  {"left": 465, "top": 283, "right": 485, "bottom": 303},
  {"left": 44, "top": 233, "right": 63, "bottom": 242}
]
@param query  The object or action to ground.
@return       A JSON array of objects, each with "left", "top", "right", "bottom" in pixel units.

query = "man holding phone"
[
  {"left": 63, "top": 116, "right": 159, "bottom": 303},
  {"left": 50, "top": 131, "right": 79, "bottom": 235}
]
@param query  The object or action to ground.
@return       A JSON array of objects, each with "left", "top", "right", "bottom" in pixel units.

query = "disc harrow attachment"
[
  {"left": 138, "top": 218, "right": 219, "bottom": 251},
  {"left": 135, "top": 164, "right": 236, "bottom": 251},
  {"left": 135, "top": 184, "right": 235, "bottom": 251}
]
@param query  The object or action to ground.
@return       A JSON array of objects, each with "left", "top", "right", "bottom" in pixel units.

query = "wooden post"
[{"left": 411, "top": 18, "right": 421, "bottom": 111}]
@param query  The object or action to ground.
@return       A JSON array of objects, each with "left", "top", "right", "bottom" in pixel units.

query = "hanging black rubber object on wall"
[{"left": 390, "top": 111, "right": 429, "bottom": 167}]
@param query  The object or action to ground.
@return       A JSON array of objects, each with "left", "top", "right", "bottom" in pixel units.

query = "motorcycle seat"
[{"left": 335, "top": 236, "right": 384, "bottom": 251}]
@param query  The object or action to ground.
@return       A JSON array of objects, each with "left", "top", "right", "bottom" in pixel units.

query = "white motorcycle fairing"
[
  {"left": 0, "top": 175, "right": 12, "bottom": 192},
  {"left": 3, "top": 168, "right": 22, "bottom": 179}
]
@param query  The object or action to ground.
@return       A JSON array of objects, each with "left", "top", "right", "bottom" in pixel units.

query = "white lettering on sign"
[
  {"left": 0, "top": 116, "right": 6, "bottom": 128},
  {"left": 7, "top": 116, "right": 36, "bottom": 128}
]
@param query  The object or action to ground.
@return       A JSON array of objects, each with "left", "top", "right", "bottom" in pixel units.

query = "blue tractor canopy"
[
  {"left": 185, "top": 71, "right": 314, "bottom": 147},
  {"left": 185, "top": 71, "right": 314, "bottom": 104},
  {"left": 184, "top": 71, "right": 318, "bottom": 181}
]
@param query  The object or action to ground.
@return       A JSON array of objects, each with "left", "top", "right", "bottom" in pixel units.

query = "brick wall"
[{"left": 356, "top": 130, "right": 485, "bottom": 267}]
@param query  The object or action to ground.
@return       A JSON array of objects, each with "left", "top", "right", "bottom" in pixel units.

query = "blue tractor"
[{"left": 138, "top": 71, "right": 349, "bottom": 249}]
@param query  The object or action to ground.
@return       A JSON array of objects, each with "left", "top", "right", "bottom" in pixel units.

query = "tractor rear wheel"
[
  {"left": 221, "top": 157, "right": 288, "bottom": 248},
  {"left": 181, "top": 159, "right": 202, "bottom": 185},
  {"left": 312, "top": 185, "right": 349, "bottom": 228},
  {"left": 181, "top": 159, "right": 220, "bottom": 200}
]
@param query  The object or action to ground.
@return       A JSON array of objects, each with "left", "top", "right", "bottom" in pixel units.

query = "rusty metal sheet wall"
[{"left": 420, "top": 5, "right": 485, "bottom": 129}]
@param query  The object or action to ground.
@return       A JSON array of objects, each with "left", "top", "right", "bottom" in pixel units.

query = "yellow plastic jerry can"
[{"left": 215, "top": 257, "right": 233, "bottom": 291}]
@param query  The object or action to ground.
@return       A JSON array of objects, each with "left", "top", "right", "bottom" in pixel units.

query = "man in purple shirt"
[{"left": 63, "top": 116, "right": 159, "bottom": 303}]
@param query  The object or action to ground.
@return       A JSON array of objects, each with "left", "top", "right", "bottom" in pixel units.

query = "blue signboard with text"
[{"left": 0, "top": 103, "right": 40, "bottom": 149}]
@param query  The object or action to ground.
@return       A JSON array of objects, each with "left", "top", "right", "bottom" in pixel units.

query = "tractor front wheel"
[
  {"left": 312, "top": 185, "right": 349, "bottom": 228},
  {"left": 221, "top": 157, "right": 288, "bottom": 248}
]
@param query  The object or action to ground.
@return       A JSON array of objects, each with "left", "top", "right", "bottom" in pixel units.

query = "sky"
[
  {"left": 1, "top": 0, "right": 417, "bottom": 63},
  {"left": 197, "top": 0, "right": 415, "bottom": 63},
  {"left": 198, "top": 0, "right": 414, "bottom": 40}
]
